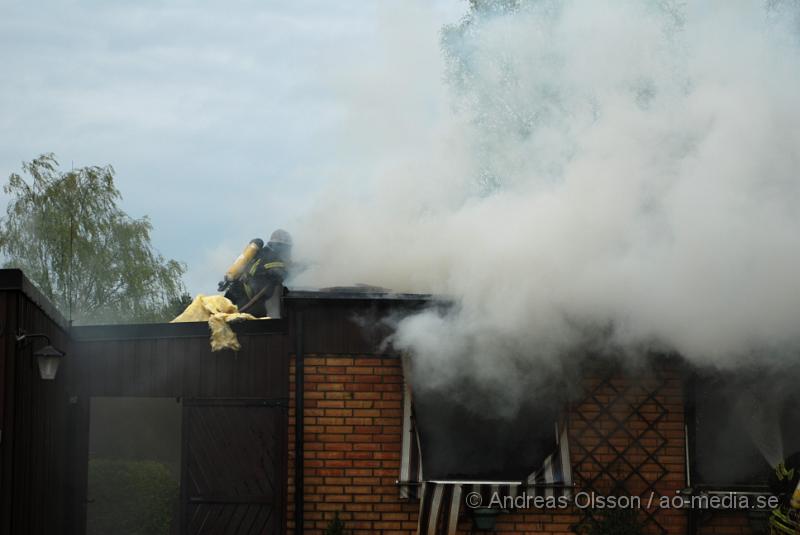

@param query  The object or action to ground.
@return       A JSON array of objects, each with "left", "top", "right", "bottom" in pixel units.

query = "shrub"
[{"left": 87, "top": 458, "right": 178, "bottom": 535}]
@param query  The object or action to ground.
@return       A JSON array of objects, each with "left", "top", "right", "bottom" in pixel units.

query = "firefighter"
[
  {"left": 221, "top": 229, "right": 292, "bottom": 318},
  {"left": 769, "top": 452, "right": 800, "bottom": 534}
]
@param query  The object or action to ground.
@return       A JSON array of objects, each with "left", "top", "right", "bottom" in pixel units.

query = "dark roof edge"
[
  {"left": 284, "top": 289, "right": 436, "bottom": 303},
  {"left": 0, "top": 268, "right": 70, "bottom": 332},
  {"left": 72, "top": 318, "right": 287, "bottom": 341}
]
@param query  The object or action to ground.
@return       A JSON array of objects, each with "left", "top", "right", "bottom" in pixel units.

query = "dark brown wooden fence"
[
  {"left": 1, "top": 271, "right": 426, "bottom": 535},
  {"left": 181, "top": 398, "right": 287, "bottom": 535},
  {"left": 0, "top": 270, "right": 72, "bottom": 535}
]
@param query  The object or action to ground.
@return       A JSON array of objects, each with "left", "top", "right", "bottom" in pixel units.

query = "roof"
[
  {"left": 285, "top": 285, "right": 434, "bottom": 303},
  {"left": 71, "top": 288, "right": 435, "bottom": 340},
  {"left": 0, "top": 269, "right": 437, "bottom": 340},
  {"left": 70, "top": 318, "right": 287, "bottom": 341},
  {"left": 0, "top": 268, "right": 70, "bottom": 331}
]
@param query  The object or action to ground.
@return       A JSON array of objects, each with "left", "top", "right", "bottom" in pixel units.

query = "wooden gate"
[{"left": 181, "top": 399, "right": 287, "bottom": 535}]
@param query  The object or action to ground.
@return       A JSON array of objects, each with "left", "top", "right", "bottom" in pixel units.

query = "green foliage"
[
  {"left": 440, "top": 0, "right": 684, "bottom": 194},
  {"left": 440, "top": 0, "right": 536, "bottom": 194},
  {"left": 0, "top": 154, "right": 186, "bottom": 323},
  {"left": 160, "top": 292, "right": 194, "bottom": 321},
  {"left": 574, "top": 508, "right": 646, "bottom": 535},
  {"left": 324, "top": 511, "right": 349, "bottom": 535},
  {"left": 87, "top": 458, "right": 178, "bottom": 535}
]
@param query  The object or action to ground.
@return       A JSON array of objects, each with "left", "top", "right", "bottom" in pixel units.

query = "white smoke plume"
[{"left": 293, "top": 1, "right": 800, "bottom": 407}]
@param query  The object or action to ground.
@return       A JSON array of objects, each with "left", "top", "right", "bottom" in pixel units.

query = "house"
[{"left": 0, "top": 268, "right": 788, "bottom": 534}]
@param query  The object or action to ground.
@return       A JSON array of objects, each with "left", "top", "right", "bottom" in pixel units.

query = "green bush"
[{"left": 87, "top": 458, "right": 178, "bottom": 535}]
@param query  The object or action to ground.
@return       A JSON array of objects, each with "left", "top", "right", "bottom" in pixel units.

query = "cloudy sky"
[{"left": 0, "top": 0, "right": 463, "bottom": 294}]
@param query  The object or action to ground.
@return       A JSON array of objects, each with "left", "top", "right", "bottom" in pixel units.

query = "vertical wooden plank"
[
  {"left": 255, "top": 335, "right": 268, "bottom": 398},
  {"left": 122, "top": 339, "right": 137, "bottom": 396},
  {"left": 0, "top": 291, "right": 11, "bottom": 535},
  {"left": 169, "top": 336, "right": 182, "bottom": 396},
  {"left": 333, "top": 304, "right": 347, "bottom": 354},
  {"left": 232, "top": 336, "right": 247, "bottom": 397},
  {"left": 0, "top": 292, "right": 7, "bottom": 451},
  {"left": 251, "top": 335, "right": 268, "bottom": 398},
  {"left": 154, "top": 337, "right": 170, "bottom": 397},
  {"left": 130, "top": 339, "right": 143, "bottom": 396},
  {"left": 138, "top": 338, "right": 152, "bottom": 396},
  {"left": 71, "top": 395, "right": 90, "bottom": 535},
  {"left": 259, "top": 335, "right": 274, "bottom": 399},
  {"left": 215, "top": 344, "right": 230, "bottom": 398},
  {"left": 19, "top": 297, "right": 34, "bottom": 535},
  {"left": 196, "top": 336, "right": 211, "bottom": 398},
  {"left": 265, "top": 335, "right": 288, "bottom": 400},
  {"left": 102, "top": 341, "right": 116, "bottom": 397},
  {"left": 139, "top": 338, "right": 153, "bottom": 396},
  {"left": 181, "top": 337, "right": 199, "bottom": 399},
  {"left": 77, "top": 342, "right": 90, "bottom": 397}
]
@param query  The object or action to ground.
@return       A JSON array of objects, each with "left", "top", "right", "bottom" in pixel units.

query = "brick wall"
[
  {"left": 446, "top": 366, "right": 689, "bottom": 535},
  {"left": 287, "top": 357, "right": 691, "bottom": 535},
  {"left": 288, "top": 355, "right": 419, "bottom": 534},
  {"left": 566, "top": 367, "right": 688, "bottom": 534}
]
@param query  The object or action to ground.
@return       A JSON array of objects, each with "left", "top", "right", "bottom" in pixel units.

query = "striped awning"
[
  {"left": 399, "top": 381, "right": 424, "bottom": 500},
  {"left": 399, "top": 381, "right": 573, "bottom": 535}
]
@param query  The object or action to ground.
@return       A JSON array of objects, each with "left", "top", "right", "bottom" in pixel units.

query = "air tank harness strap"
[{"left": 262, "top": 261, "right": 285, "bottom": 270}]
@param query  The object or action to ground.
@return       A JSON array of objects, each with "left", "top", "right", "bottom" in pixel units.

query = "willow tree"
[{"left": 0, "top": 154, "right": 187, "bottom": 324}]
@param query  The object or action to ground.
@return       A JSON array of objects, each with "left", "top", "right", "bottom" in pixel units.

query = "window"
[
  {"left": 691, "top": 367, "right": 800, "bottom": 488},
  {"left": 412, "top": 382, "right": 560, "bottom": 480}
]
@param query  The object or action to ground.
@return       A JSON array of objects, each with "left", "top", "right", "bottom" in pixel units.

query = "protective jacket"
[
  {"left": 225, "top": 245, "right": 287, "bottom": 317},
  {"left": 770, "top": 452, "right": 800, "bottom": 534}
]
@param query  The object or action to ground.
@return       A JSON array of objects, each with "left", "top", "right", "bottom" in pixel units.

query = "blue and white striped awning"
[{"left": 399, "top": 382, "right": 573, "bottom": 535}]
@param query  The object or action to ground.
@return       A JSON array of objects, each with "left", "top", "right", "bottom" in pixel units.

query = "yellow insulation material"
[{"left": 171, "top": 294, "right": 260, "bottom": 351}]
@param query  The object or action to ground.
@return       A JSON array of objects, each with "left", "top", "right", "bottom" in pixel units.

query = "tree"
[
  {"left": 440, "top": 0, "right": 529, "bottom": 194},
  {"left": 0, "top": 154, "right": 187, "bottom": 324},
  {"left": 160, "top": 292, "right": 194, "bottom": 321},
  {"left": 440, "top": 0, "right": 685, "bottom": 194}
]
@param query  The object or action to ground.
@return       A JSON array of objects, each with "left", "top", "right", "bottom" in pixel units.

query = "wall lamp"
[{"left": 16, "top": 331, "right": 66, "bottom": 380}]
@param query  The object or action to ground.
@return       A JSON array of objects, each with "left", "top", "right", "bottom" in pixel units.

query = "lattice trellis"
[{"left": 570, "top": 365, "right": 671, "bottom": 534}]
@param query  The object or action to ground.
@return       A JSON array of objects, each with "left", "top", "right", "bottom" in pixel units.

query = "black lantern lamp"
[{"left": 16, "top": 332, "right": 66, "bottom": 380}]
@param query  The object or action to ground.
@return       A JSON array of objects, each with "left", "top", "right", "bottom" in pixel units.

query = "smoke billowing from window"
[{"left": 293, "top": 1, "right": 800, "bottom": 410}]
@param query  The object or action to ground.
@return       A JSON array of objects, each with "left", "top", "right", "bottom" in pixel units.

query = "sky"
[
  {"left": 5, "top": 0, "right": 800, "bottom": 414},
  {"left": 0, "top": 0, "right": 464, "bottom": 294}
]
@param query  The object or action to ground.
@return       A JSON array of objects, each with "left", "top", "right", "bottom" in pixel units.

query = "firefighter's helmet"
[{"left": 269, "top": 229, "right": 293, "bottom": 247}]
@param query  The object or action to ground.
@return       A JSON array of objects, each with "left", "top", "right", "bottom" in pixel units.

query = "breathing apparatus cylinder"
[
  {"left": 790, "top": 479, "right": 800, "bottom": 510},
  {"left": 224, "top": 239, "right": 264, "bottom": 283}
]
